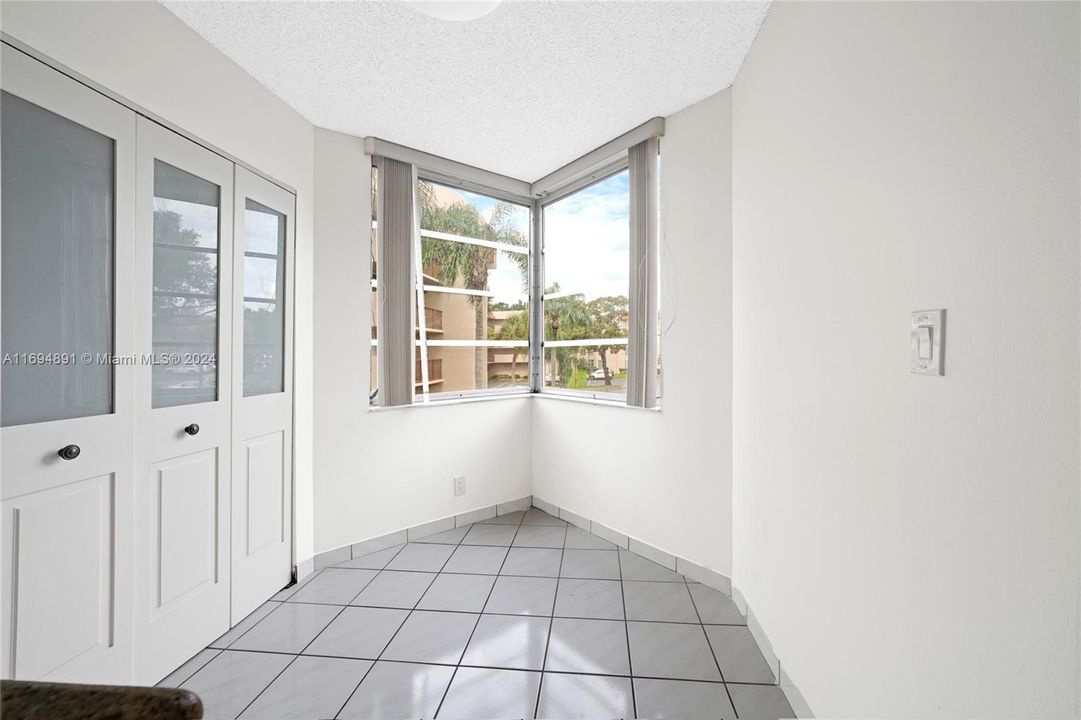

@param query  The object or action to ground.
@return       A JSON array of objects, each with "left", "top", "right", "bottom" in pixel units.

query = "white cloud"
[
  {"left": 543, "top": 172, "right": 629, "bottom": 300},
  {"left": 488, "top": 251, "right": 528, "bottom": 304}
]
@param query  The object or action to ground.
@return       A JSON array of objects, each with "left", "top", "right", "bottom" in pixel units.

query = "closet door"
[
  {"left": 0, "top": 45, "right": 135, "bottom": 683},
  {"left": 230, "top": 168, "right": 295, "bottom": 622},
  {"left": 132, "top": 118, "right": 233, "bottom": 684}
]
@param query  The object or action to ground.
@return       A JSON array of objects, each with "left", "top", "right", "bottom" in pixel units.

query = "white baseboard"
[
  {"left": 295, "top": 556, "right": 314, "bottom": 582},
  {"left": 780, "top": 663, "right": 815, "bottom": 718},
  {"left": 307, "top": 492, "right": 813, "bottom": 718},
  {"left": 732, "top": 579, "right": 812, "bottom": 717},
  {"left": 533, "top": 495, "right": 812, "bottom": 718},
  {"left": 531, "top": 496, "right": 732, "bottom": 607},
  {"left": 311, "top": 495, "right": 533, "bottom": 569}
]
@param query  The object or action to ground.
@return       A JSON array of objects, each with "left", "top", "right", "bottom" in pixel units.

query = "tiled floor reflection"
[{"left": 159, "top": 508, "right": 794, "bottom": 719}]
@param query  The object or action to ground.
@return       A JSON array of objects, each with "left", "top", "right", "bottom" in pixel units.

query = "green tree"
[
  {"left": 490, "top": 301, "right": 526, "bottom": 311},
  {"left": 586, "top": 295, "right": 628, "bottom": 386},
  {"left": 492, "top": 309, "right": 529, "bottom": 382},
  {"left": 153, "top": 209, "right": 217, "bottom": 299},
  {"left": 419, "top": 182, "right": 527, "bottom": 388},
  {"left": 152, "top": 209, "right": 219, "bottom": 398},
  {"left": 543, "top": 283, "right": 592, "bottom": 386}
]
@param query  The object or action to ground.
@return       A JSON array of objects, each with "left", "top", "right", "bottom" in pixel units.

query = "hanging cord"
[
  {"left": 633, "top": 226, "right": 676, "bottom": 341},
  {"left": 658, "top": 221, "right": 678, "bottom": 337}
]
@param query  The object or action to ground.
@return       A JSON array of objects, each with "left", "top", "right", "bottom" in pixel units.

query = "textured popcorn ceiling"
[{"left": 163, "top": 1, "right": 770, "bottom": 181}]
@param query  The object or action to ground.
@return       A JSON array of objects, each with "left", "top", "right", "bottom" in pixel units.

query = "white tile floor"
[{"left": 159, "top": 508, "right": 794, "bottom": 719}]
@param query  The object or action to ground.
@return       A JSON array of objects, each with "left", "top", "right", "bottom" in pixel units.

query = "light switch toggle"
[
  {"left": 911, "top": 309, "right": 945, "bottom": 375},
  {"left": 916, "top": 326, "right": 933, "bottom": 360}
]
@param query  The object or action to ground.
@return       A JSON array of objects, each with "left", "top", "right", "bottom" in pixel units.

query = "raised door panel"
[
  {"left": 2, "top": 476, "right": 114, "bottom": 681},
  {"left": 133, "top": 117, "right": 232, "bottom": 685},
  {"left": 0, "top": 43, "right": 135, "bottom": 685},
  {"left": 154, "top": 450, "right": 219, "bottom": 610},
  {"left": 244, "top": 432, "right": 284, "bottom": 556},
  {"left": 230, "top": 168, "right": 294, "bottom": 623}
]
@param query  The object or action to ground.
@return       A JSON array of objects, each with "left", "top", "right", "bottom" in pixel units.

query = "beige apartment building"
[
  {"left": 371, "top": 183, "right": 625, "bottom": 398},
  {"left": 371, "top": 183, "right": 514, "bottom": 398},
  {"left": 372, "top": 266, "right": 628, "bottom": 398},
  {"left": 370, "top": 258, "right": 498, "bottom": 397}
]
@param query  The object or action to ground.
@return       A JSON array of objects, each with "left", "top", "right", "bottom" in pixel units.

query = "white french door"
[
  {"left": 2, "top": 43, "right": 296, "bottom": 687},
  {"left": 0, "top": 44, "right": 136, "bottom": 683},
  {"left": 230, "top": 168, "right": 295, "bottom": 623},
  {"left": 132, "top": 118, "right": 234, "bottom": 685}
]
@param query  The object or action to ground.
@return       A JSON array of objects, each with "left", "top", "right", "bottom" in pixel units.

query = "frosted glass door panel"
[
  {"left": 152, "top": 161, "right": 220, "bottom": 408},
  {"left": 242, "top": 199, "right": 285, "bottom": 396},
  {"left": 1, "top": 91, "right": 114, "bottom": 427},
  {"left": 230, "top": 167, "right": 294, "bottom": 623}
]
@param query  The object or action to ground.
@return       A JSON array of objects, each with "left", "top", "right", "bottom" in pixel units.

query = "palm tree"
[
  {"left": 419, "top": 182, "right": 527, "bottom": 389},
  {"left": 492, "top": 309, "right": 529, "bottom": 382},
  {"left": 543, "top": 284, "right": 592, "bottom": 386},
  {"left": 586, "top": 296, "right": 628, "bottom": 385}
]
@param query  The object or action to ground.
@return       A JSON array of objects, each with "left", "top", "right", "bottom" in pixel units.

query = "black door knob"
[
  {"left": 184, "top": 423, "right": 200, "bottom": 436},
  {"left": 58, "top": 444, "right": 81, "bottom": 461}
]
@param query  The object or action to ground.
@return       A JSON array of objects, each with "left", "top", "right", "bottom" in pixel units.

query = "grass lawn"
[
  {"left": 561, "top": 368, "right": 626, "bottom": 391},
  {"left": 565, "top": 368, "right": 590, "bottom": 389}
]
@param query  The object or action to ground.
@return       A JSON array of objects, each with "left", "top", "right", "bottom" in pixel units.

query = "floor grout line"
[
  {"left": 433, "top": 510, "right": 529, "bottom": 719},
  {"left": 617, "top": 543, "right": 638, "bottom": 718},
  {"left": 272, "top": 602, "right": 733, "bottom": 624},
  {"left": 349, "top": 523, "right": 475, "bottom": 720},
  {"left": 183, "top": 508, "right": 775, "bottom": 720},
  {"left": 157, "top": 647, "right": 223, "bottom": 689},
  {"left": 210, "top": 590, "right": 298, "bottom": 654},
  {"left": 293, "top": 563, "right": 692, "bottom": 585},
  {"left": 532, "top": 523, "right": 567, "bottom": 719},
  {"left": 190, "top": 644, "right": 781, "bottom": 687},
  {"left": 345, "top": 544, "right": 409, "bottom": 605},
  {"left": 232, "top": 547, "right": 401, "bottom": 720},
  {"left": 323, "top": 542, "right": 415, "bottom": 719},
  {"left": 684, "top": 572, "right": 740, "bottom": 718}
]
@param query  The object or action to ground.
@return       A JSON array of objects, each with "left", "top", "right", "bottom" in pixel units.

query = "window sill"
[
  {"left": 533, "top": 391, "right": 662, "bottom": 413},
  {"left": 368, "top": 391, "right": 532, "bottom": 413},
  {"left": 368, "top": 390, "right": 662, "bottom": 413}
]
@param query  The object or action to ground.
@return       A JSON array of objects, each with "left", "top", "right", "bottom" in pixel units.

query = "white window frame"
[
  {"left": 535, "top": 161, "right": 633, "bottom": 402},
  {"left": 413, "top": 172, "right": 533, "bottom": 404},
  {"left": 368, "top": 116, "right": 662, "bottom": 409}
]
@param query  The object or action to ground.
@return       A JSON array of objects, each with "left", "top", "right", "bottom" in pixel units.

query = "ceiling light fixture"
[{"left": 407, "top": 1, "right": 503, "bottom": 22}]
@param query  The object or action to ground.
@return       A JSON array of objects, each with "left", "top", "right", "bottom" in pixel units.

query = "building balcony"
[{"left": 415, "top": 357, "right": 444, "bottom": 386}]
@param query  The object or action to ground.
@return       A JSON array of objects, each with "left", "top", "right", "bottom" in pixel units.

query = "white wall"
[
  {"left": 0, "top": 1, "right": 318, "bottom": 564},
  {"left": 0, "top": 0, "right": 534, "bottom": 564},
  {"left": 732, "top": 2, "right": 1081, "bottom": 717},
  {"left": 532, "top": 91, "right": 734, "bottom": 576},
  {"left": 312, "top": 129, "right": 532, "bottom": 555}
]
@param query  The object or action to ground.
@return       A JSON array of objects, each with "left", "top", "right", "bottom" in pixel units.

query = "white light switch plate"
[{"left": 911, "top": 309, "right": 945, "bottom": 375}]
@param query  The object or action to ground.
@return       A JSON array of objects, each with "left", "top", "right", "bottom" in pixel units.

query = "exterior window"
[
  {"left": 415, "top": 180, "right": 530, "bottom": 400},
  {"left": 541, "top": 169, "right": 630, "bottom": 401},
  {"left": 369, "top": 142, "right": 657, "bottom": 408}
]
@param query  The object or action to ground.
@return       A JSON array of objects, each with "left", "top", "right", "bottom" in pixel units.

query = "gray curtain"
[
  {"left": 626, "top": 137, "right": 660, "bottom": 408},
  {"left": 376, "top": 156, "right": 416, "bottom": 406}
]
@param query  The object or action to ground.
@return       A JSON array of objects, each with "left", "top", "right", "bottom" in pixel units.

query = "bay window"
[{"left": 368, "top": 122, "right": 660, "bottom": 409}]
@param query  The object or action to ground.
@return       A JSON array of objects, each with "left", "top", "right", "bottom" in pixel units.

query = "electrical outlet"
[{"left": 453, "top": 476, "right": 466, "bottom": 497}]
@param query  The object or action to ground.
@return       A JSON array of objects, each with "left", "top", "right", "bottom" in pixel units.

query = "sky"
[
  {"left": 434, "top": 170, "right": 630, "bottom": 307},
  {"left": 543, "top": 169, "right": 629, "bottom": 302},
  {"left": 154, "top": 197, "right": 283, "bottom": 303},
  {"left": 243, "top": 205, "right": 284, "bottom": 300}
]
